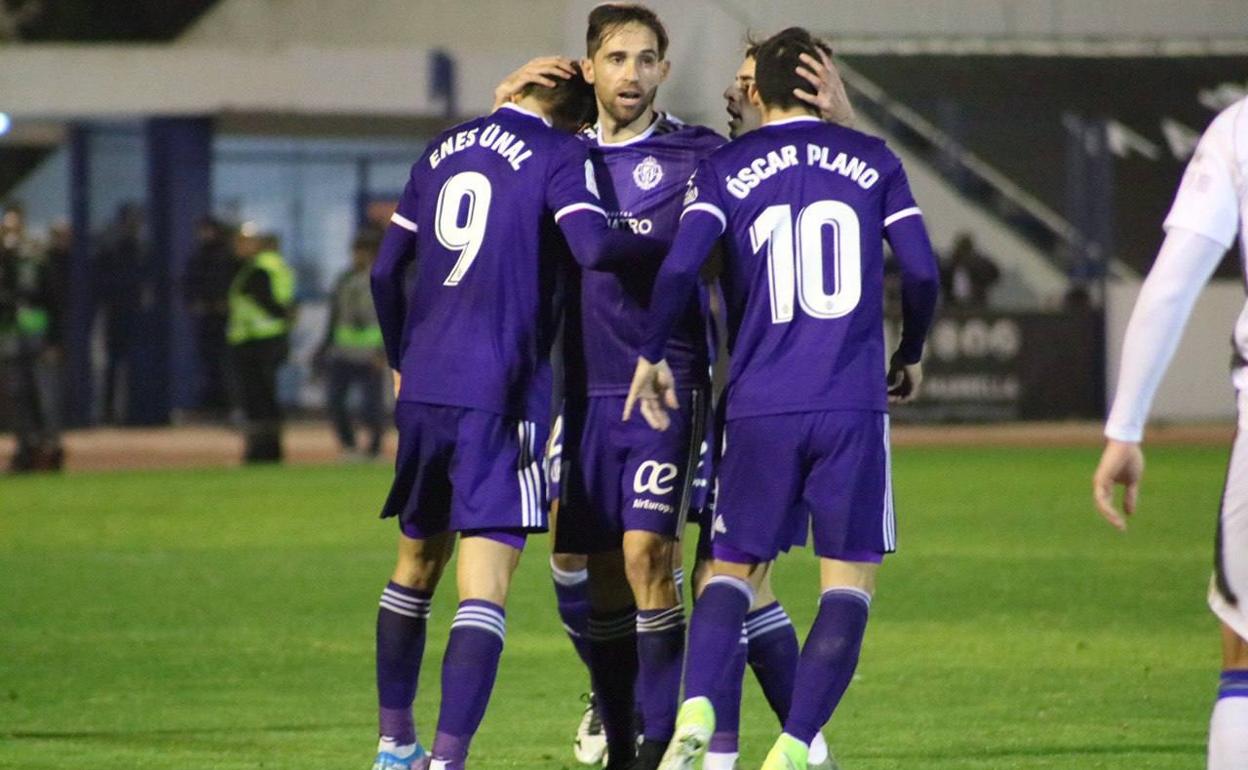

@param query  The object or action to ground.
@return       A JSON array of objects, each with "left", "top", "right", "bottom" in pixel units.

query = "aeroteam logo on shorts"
[{"left": 634, "top": 460, "right": 678, "bottom": 496}]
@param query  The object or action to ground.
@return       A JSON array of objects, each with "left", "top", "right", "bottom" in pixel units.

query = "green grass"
[{"left": 0, "top": 444, "right": 1227, "bottom": 768}]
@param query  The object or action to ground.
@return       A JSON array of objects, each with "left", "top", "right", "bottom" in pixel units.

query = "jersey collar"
[
  {"left": 594, "top": 111, "right": 664, "bottom": 147},
  {"left": 763, "top": 116, "right": 822, "bottom": 128},
  {"left": 497, "top": 102, "right": 552, "bottom": 127}
]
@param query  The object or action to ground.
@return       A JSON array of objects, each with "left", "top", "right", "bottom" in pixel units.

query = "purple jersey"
[
  {"left": 579, "top": 114, "right": 725, "bottom": 394},
  {"left": 372, "top": 104, "right": 605, "bottom": 424},
  {"left": 642, "top": 117, "right": 940, "bottom": 419}
]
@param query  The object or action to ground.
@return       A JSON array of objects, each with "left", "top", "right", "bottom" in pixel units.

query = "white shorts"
[{"left": 1210, "top": 389, "right": 1248, "bottom": 641}]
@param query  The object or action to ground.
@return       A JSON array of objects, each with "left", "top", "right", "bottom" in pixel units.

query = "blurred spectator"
[
  {"left": 0, "top": 0, "right": 41, "bottom": 41},
  {"left": 46, "top": 218, "right": 71, "bottom": 344},
  {"left": 95, "top": 202, "right": 149, "bottom": 424},
  {"left": 941, "top": 232, "right": 1000, "bottom": 308},
  {"left": 0, "top": 202, "right": 64, "bottom": 472},
  {"left": 316, "top": 233, "right": 386, "bottom": 460},
  {"left": 227, "top": 226, "right": 294, "bottom": 463},
  {"left": 182, "top": 216, "right": 236, "bottom": 413}
]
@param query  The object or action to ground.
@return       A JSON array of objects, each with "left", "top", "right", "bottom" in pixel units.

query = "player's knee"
[
  {"left": 391, "top": 535, "right": 453, "bottom": 591},
  {"left": 390, "top": 557, "right": 443, "bottom": 591},
  {"left": 623, "top": 536, "right": 673, "bottom": 590},
  {"left": 551, "top": 551, "right": 588, "bottom": 573},
  {"left": 751, "top": 566, "right": 777, "bottom": 609}
]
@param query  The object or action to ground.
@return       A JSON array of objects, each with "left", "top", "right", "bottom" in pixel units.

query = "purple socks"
[
  {"left": 746, "top": 601, "right": 800, "bottom": 721},
  {"left": 588, "top": 605, "right": 640, "bottom": 763},
  {"left": 683, "top": 575, "right": 754, "bottom": 701},
  {"left": 784, "top": 588, "right": 871, "bottom": 744},
  {"left": 431, "top": 600, "right": 508, "bottom": 768},
  {"left": 376, "top": 582, "right": 432, "bottom": 746},
  {"left": 636, "top": 605, "right": 686, "bottom": 742},
  {"left": 708, "top": 631, "right": 748, "bottom": 754},
  {"left": 551, "top": 558, "right": 593, "bottom": 667}
]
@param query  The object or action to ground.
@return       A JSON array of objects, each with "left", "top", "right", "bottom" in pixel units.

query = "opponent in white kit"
[{"left": 1095, "top": 96, "right": 1248, "bottom": 769}]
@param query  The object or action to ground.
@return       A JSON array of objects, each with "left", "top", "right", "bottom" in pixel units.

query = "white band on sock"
[
  {"left": 820, "top": 585, "right": 872, "bottom": 609},
  {"left": 550, "top": 557, "right": 589, "bottom": 586},
  {"left": 450, "top": 604, "right": 506, "bottom": 641},
  {"left": 706, "top": 574, "right": 755, "bottom": 606},
  {"left": 745, "top": 604, "right": 792, "bottom": 639},
  {"left": 636, "top": 606, "right": 686, "bottom": 633},
  {"left": 587, "top": 610, "right": 637, "bottom": 641},
  {"left": 380, "top": 587, "right": 432, "bottom": 619}
]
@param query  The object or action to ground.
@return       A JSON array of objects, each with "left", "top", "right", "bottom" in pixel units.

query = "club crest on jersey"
[{"left": 633, "top": 156, "right": 664, "bottom": 191}]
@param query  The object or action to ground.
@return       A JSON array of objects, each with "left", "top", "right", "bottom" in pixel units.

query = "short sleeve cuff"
[
  {"left": 390, "top": 212, "right": 418, "bottom": 232},
  {"left": 554, "top": 202, "right": 608, "bottom": 223},
  {"left": 681, "top": 203, "right": 726, "bottom": 233},
  {"left": 884, "top": 207, "right": 922, "bottom": 228}
]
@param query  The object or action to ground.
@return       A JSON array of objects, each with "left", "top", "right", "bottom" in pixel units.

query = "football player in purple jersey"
[
  {"left": 367, "top": 66, "right": 670, "bottom": 770},
  {"left": 558, "top": 9, "right": 720, "bottom": 768},
  {"left": 624, "top": 27, "right": 939, "bottom": 770},
  {"left": 686, "top": 38, "right": 854, "bottom": 770},
  {"left": 495, "top": 16, "right": 854, "bottom": 769}
]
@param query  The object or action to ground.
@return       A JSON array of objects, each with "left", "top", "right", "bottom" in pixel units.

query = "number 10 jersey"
[
  {"left": 375, "top": 104, "right": 605, "bottom": 425},
  {"left": 657, "top": 117, "right": 929, "bottom": 419}
]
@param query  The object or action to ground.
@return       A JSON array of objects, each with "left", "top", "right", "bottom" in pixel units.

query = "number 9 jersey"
[
  {"left": 642, "top": 117, "right": 939, "bottom": 420},
  {"left": 373, "top": 103, "right": 606, "bottom": 427}
]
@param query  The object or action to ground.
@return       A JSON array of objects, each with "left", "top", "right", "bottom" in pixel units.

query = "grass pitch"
[{"left": 0, "top": 444, "right": 1225, "bottom": 768}]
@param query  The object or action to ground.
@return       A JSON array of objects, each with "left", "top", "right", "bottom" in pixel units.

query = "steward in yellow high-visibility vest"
[
  {"left": 227, "top": 247, "right": 294, "bottom": 345},
  {"left": 316, "top": 232, "right": 387, "bottom": 459},
  {"left": 227, "top": 228, "right": 295, "bottom": 463},
  {"left": 0, "top": 204, "right": 65, "bottom": 473}
]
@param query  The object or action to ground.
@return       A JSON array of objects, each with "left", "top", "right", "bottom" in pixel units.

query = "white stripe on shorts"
[
  {"left": 882, "top": 414, "right": 896, "bottom": 551},
  {"left": 516, "top": 421, "right": 541, "bottom": 528}
]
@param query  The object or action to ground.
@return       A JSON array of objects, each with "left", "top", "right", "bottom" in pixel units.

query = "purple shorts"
[
  {"left": 555, "top": 389, "right": 707, "bottom": 554},
  {"left": 382, "top": 401, "right": 549, "bottom": 542},
  {"left": 710, "top": 410, "right": 895, "bottom": 564}
]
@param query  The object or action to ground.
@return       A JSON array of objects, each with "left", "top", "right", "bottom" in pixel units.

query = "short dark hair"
[
  {"left": 586, "top": 3, "right": 668, "bottom": 60},
  {"left": 744, "top": 29, "right": 832, "bottom": 61},
  {"left": 753, "top": 27, "right": 826, "bottom": 112},
  {"left": 519, "top": 60, "right": 597, "bottom": 131}
]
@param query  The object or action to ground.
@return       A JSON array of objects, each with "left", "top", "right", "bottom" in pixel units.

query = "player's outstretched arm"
[
  {"left": 492, "top": 56, "right": 577, "bottom": 110},
  {"left": 794, "top": 50, "right": 854, "bottom": 127},
  {"left": 557, "top": 208, "right": 668, "bottom": 272},
  {"left": 1093, "top": 440, "right": 1145, "bottom": 531},
  {"left": 623, "top": 357, "right": 679, "bottom": 430}
]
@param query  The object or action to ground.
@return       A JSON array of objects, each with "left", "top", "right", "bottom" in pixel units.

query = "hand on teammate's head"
[
  {"left": 793, "top": 50, "right": 854, "bottom": 127},
  {"left": 493, "top": 56, "right": 577, "bottom": 111}
]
